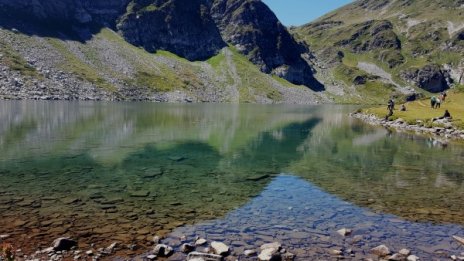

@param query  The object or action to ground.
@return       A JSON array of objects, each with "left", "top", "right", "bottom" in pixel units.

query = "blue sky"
[{"left": 262, "top": 0, "right": 354, "bottom": 26}]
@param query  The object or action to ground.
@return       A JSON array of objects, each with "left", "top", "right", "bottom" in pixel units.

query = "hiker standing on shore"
[
  {"left": 441, "top": 91, "right": 447, "bottom": 103},
  {"left": 386, "top": 99, "right": 394, "bottom": 119},
  {"left": 435, "top": 98, "right": 441, "bottom": 109},
  {"left": 431, "top": 96, "right": 437, "bottom": 108}
]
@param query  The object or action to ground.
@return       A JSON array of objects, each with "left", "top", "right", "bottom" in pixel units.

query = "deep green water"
[{"left": 0, "top": 101, "right": 463, "bottom": 258}]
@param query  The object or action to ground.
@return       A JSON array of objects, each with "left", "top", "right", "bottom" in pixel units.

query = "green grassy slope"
[
  {"left": 0, "top": 28, "right": 317, "bottom": 103},
  {"left": 292, "top": 0, "right": 464, "bottom": 103}
]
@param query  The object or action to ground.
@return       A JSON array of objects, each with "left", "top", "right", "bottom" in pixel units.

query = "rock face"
[
  {"left": 117, "top": 0, "right": 226, "bottom": 60},
  {"left": 401, "top": 64, "right": 451, "bottom": 93},
  {"left": 211, "top": 0, "right": 323, "bottom": 90},
  {"left": 0, "top": 0, "right": 322, "bottom": 90},
  {"left": 0, "top": 0, "right": 129, "bottom": 27},
  {"left": 335, "top": 20, "right": 403, "bottom": 68}
]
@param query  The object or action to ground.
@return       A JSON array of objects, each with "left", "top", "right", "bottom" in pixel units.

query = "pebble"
[
  {"left": 244, "top": 249, "right": 257, "bottom": 256},
  {"left": 86, "top": 250, "right": 93, "bottom": 256},
  {"left": 181, "top": 243, "right": 195, "bottom": 253},
  {"left": 187, "top": 251, "right": 222, "bottom": 261},
  {"left": 370, "top": 244, "right": 390, "bottom": 257},
  {"left": 282, "top": 252, "right": 295, "bottom": 261},
  {"left": 336, "top": 228, "right": 352, "bottom": 237},
  {"left": 399, "top": 248, "right": 411, "bottom": 256},
  {"left": 407, "top": 255, "right": 420, "bottom": 261},
  {"left": 195, "top": 238, "right": 207, "bottom": 246},
  {"left": 330, "top": 249, "right": 343, "bottom": 255},
  {"left": 260, "top": 242, "right": 281, "bottom": 251}
]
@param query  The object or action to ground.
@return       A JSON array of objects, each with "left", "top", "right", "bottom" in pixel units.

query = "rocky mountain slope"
[
  {"left": 292, "top": 0, "right": 464, "bottom": 103},
  {"left": 0, "top": 0, "right": 324, "bottom": 103}
]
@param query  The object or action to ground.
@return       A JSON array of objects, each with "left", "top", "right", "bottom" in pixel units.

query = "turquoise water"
[{"left": 0, "top": 101, "right": 463, "bottom": 259}]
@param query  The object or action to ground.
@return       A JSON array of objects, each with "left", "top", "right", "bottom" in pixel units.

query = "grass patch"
[
  {"left": 206, "top": 51, "right": 226, "bottom": 70},
  {"left": 0, "top": 41, "right": 39, "bottom": 77},
  {"left": 362, "top": 91, "right": 464, "bottom": 129},
  {"left": 46, "top": 38, "right": 115, "bottom": 91},
  {"left": 229, "top": 47, "right": 283, "bottom": 102}
]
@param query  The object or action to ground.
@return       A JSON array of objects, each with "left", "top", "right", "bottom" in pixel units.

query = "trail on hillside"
[{"left": 224, "top": 49, "right": 241, "bottom": 103}]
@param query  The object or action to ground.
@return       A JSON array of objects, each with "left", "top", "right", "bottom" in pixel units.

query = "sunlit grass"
[{"left": 362, "top": 91, "right": 464, "bottom": 128}]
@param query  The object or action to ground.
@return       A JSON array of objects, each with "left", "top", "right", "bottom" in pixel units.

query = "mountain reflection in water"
[
  {"left": 0, "top": 101, "right": 463, "bottom": 257},
  {"left": 158, "top": 175, "right": 464, "bottom": 260}
]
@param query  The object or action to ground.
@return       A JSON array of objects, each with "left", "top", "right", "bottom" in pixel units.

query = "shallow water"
[{"left": 0, "top": 101, "right": 463, "bottom": 259}]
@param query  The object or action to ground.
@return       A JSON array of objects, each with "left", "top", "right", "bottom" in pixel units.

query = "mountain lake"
[{"left": 0, "top": 101, "right": 463, "bottom": 260}]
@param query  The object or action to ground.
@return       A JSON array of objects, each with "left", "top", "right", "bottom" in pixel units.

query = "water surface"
[{"left": 0, "top": 101, "right": 463, "bottom": 259}]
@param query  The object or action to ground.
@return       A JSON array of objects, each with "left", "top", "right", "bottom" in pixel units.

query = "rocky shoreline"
[
  {"left": 1, "top": 231, "right": 437, "bottom": 261},
  {"left": 351, "top": 112, "right": 464, "bottom": 141}
]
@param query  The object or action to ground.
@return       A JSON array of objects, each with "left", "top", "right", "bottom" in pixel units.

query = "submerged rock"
[
  {"left": 370, "top": 244, "right": 390, "bottom": 257},
  {"left": 181, "top": 243, "right": 195, "bottom": 253},
  {"left": 169, "top": 156, "right": 186, "bottom": 162},
  {"left": 153, "top": 244, "right": 173, "bottom": 257},
  {"left": 258, "top": 243, "right": 282, "bottom": 261},
  {"left": 336, "top": 228, "right": 352, "bottom": 237},
  {"left": 453, "top": 235, "right": 464, "bottom": 246},
  {"left": 244, "top": 249, "right": 257, "bottom": 256},
  {"left": 146, "top": 254, "right": 157, "bottom": 260},
  {"left": 129, "top": 191, "right": 150, "bottom": 197},
  {"left": 187, "top": 251, "right": 222, "bottom": 261},
  {"left": 260, "top": 242, "right": 282, "bottom": 251},
  {"left": 211, "top": 241, "right": 229, "bottom": 256},
  {"left": 195, "top": 238, "right": 207, "bottom": 246},
  {"left": 399, "top": 249, "right": 411, "bottom": 256},
  {"left": 407, "top": 255, "right": 420, "bottom": 261},
  {"left": 246, "top": 174, "right": 270, "bottom": 181},
  {"left": 52, "top": 237, "right": 78, "bottom": 251}
]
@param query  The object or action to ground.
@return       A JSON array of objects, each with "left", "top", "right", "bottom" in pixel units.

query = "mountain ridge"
[
  {"left": 292, "top": 0, "right": 464, "bottom": 103},
  {"left": 0, "top": 0, "right": 324, "bottom": 101}
]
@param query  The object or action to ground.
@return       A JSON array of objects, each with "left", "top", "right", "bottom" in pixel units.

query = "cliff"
[{"left": 0, "top": 0, "right": 323, "bottom": 94}]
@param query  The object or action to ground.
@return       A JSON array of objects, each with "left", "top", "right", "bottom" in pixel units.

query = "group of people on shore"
[
  {"left": 386, "top": 91, "right": 451, "bottom": 120},
  {"left": 430, "top": 92, "right": 447, "bottom": 109}
]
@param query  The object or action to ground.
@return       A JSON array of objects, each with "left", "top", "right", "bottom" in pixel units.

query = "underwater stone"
[
  {"left": 181, "top": 243, "right": 195, "bottom": 253},
  {"left": 153, "top": 244, "right": 173, "bottom": 257},
  {"left": 195, "top": 238, "right": 207, "bottom": 246},
  {"left": 244, "top": 249, "right": 257, "bottom": 256},
  {"left": 370, "top": 245, "right": 390, "bottom": 257},
  {"left": 52, "top": 237, "right": 78, "bottom": 251},
  {"left": 129, "top": 191, "right": 150, "bottom": 197},
  {"left": 337, "top": 228, "right": 352, "bottom": 237},
  {"left": 187, "top": 251, "right": 222, "bottom": 261},
  {"left": 211, "top": 241, "right": 229, "bottom": 256}
]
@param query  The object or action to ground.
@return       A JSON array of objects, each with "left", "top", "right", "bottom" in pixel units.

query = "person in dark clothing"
[
  {"left": 386, "top": 99, "right": 394, "bottom": 119},
  {"left": 431, "top": 96, "right": 437, "bottom": 108},
  {"left": 442, "top": 109, "right": 451, "bottom": 119},
  {"left": 435, "top": 110, "right": 452, "bottom": 121}
]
